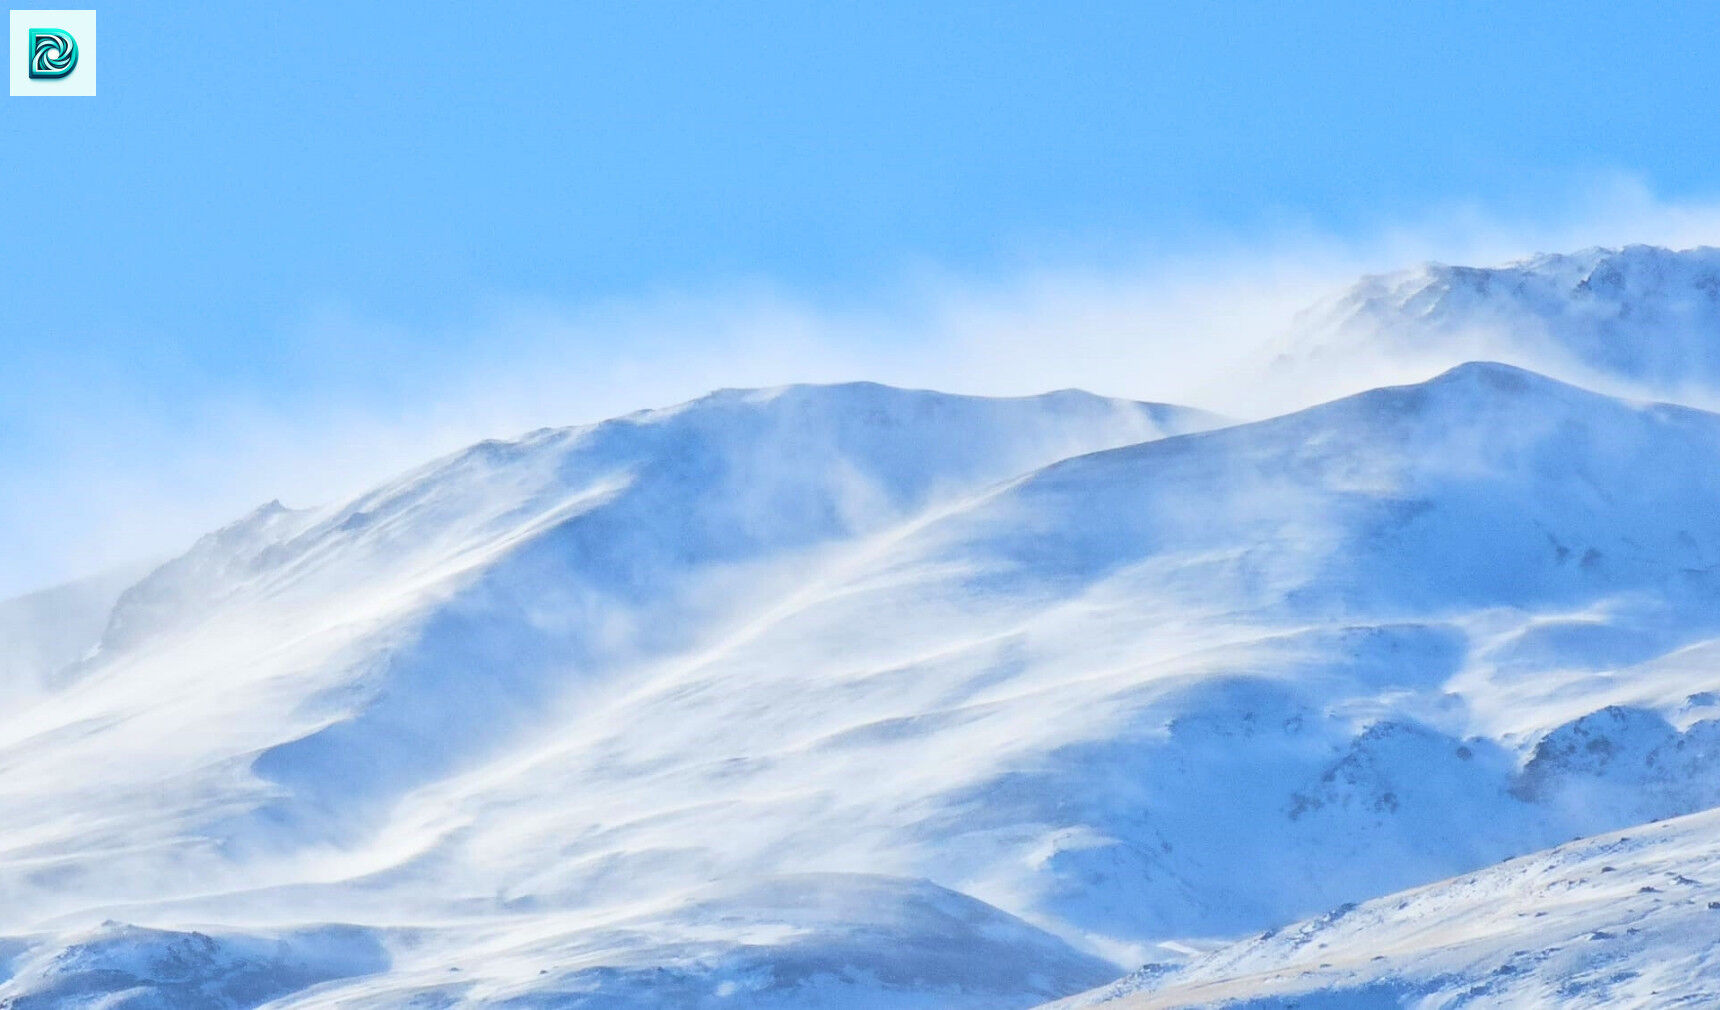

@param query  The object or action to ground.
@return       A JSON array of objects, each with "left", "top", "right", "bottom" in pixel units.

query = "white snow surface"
[
  {"left": 1280, "top": 244, "right": 1720, "bottom": 405},
  {"left": 1049, "top": 805, "right": 1720, "bottom": 1009},
  {"left": 7, "top": 253, "right": 1720, "bottom": 1008}
]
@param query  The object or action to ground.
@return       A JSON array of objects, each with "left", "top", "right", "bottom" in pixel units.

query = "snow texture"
[
  {"left": 1282, "top": 244, "right": 1720, "bottom": 402},
  {"left": 7, "top": 248, "right": 1720, "bottom": 1008}
]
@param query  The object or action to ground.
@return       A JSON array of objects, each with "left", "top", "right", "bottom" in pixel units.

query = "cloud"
[{"left": 8, "top": 175, "right": 1720, "bottom": 598}]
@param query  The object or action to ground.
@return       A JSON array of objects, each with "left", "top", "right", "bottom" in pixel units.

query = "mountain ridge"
[
  {"left": 1278, "top": 244, "right": 1720, "bottom": 405},
  {"left": 8, "top": 274, "right": 1720, "bottom": 1006}
]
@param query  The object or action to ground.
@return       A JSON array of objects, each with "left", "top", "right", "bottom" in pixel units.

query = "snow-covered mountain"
[
  {"left": 7, "top": 252, "right": 1720, "bottom": 1008},
  {"left": 1281, "top": 244, "right": 1720, "bottom": 404},
  {"left": 0, "top": 385, "right": 1214, "bottom": 1008}
]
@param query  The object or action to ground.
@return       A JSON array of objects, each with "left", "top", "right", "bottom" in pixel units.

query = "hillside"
[{"left": 4, "top": 350, "right": 1720, "bottom": 1005}]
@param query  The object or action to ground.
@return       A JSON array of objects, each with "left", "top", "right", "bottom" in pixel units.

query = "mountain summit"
[
  {"left": 7, "top": 263, "right": 1720, "bottom": 1007},
  {"left": 1286, "top": 244, "right": 1720, "bottom": 398}
]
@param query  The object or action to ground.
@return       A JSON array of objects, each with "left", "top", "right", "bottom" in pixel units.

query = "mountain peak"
[
  {"left": 15, "top": 262, "right": 1720, "bottom": 1008},
  {"left": 1289, "top": 244, "right": 1720, "bottom": 395}
]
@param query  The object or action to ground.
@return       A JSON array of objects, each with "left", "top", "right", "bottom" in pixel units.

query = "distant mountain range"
[
  {"left": 5, "top": 248, "right": 1720, "bottom": 1008},
  {"left": 1279, "top": 244, "right": 1720, "bottom": 403}
]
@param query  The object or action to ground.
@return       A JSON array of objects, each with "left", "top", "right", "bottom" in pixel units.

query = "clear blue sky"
[{"left": 7, "top": 0, "right": 1720, "bottom": 592}]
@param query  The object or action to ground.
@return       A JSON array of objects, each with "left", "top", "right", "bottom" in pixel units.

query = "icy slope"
[
  {"left": 1283, "top": 244, "right": 1720, "bottom": 400},
  {"left": 0, "top": 384, "right": 1210, "bottom": 1009},
  {"left": 6, "top": 367, "right": 1720, "bottom": 1006},
  {"left": 1047, "top": 805, "right": 1720, "bottom": 1009},
  {"left": 648, "top": 360, "right": 1720, "bottom": 949}
]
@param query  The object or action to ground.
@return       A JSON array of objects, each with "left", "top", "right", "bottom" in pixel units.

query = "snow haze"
[{"left": 8, "top": 247, "right": 1720, "bottom": 1006}]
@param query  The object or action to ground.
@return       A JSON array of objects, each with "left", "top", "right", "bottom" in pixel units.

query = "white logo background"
[{"left": 10, "top": 9, "right": 96, "bottom": 96}]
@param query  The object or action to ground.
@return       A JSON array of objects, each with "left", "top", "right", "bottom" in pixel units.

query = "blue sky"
[{"left": 8, "top": 0, "right": 1720, "bottom": 593}]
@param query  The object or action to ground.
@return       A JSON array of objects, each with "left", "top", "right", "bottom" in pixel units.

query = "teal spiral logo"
[{"left": 28, "top": 28, "right": 78, "bottom": 80}]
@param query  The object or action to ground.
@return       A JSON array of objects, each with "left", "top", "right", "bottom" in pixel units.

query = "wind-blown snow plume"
[{"left": 8, "top": 249, "right": 1720, "bottom": 1008}]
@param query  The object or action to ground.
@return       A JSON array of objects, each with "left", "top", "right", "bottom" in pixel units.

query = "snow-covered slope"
[
  {"left": 1050, "top": 804, "right": 1720, "bottom": 1009},
  {"left": 7, "top": 348, "right": 1720, "bottom": 1006},
  {"left": 1281, "top": 245, "right": 1720, "bottom": 403},
  {"left": 0, "top": 384, "right": 1213, "bottom": 1009}
]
